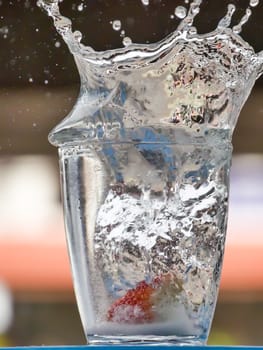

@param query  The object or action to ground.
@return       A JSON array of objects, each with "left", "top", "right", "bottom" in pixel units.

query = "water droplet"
[
  {"left": 188, "top": 26, "right": 197, "bottom": 35},
  {"left": 29, "top": 77, "right": 33, "bottom": 83},
  {"left": 233, "top": 8, "right": 252, "bottom": 34},
  {"left": 249, "top": 0, "right": 259, "bottom": 7},
  {"left": 0, "top": 26, "right": 8, "bottom": 35},
  {"left": 77, "top": 3, "right": 84, "bottom": 11},
  {"left": 122, "top": 36, "right": 132, "bottom": 47},
  {"left": 112, "top": 20, "right": 121, "bottom": 31},
  {"left": 55, "top": 41, "right": 61, "bottom": 48},
  {"left": 141, "top": 0, "right": 149, "bottom": 5},
  {"left": 73, "top": 30, "right": 82, "bottom": 42},
  {"left": 32, "top": 122, "right": 37, "bottom": 128},
  {"left": 175, "top": 6, "right": 187, "bottom": 19},
  {"left": 217, "top": 4, "right": 236, "bottom": 29},
  {"left": 44, "top": 80, "right": 49, "bottom": 85}
]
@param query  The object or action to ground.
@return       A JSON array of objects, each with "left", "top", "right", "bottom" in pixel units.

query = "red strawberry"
[
  {"left": 107, "top": 281, "right": 155, "bottom": 324},
  {"left": 107, "top": 273, "right": 182, "bottom": 324}
]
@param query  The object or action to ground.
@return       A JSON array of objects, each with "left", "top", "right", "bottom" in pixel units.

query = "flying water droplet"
[
  {"left": 77, "top": 3, "right": 84, "bottom": 12},
  {"left": 112, "top": 20, "right": 122, "bottom": 31},
  {"left": 141, "top": 0, "right": 149, "bottom": 5},
  {"left": 249, "top": 0, "right": 259, "bottom": 7},
  {"left": 175, "top": 6, "right": 187, "bottom": 19},
  {"left": 0, "top": 26, "right": 8, "bottom": 36}
]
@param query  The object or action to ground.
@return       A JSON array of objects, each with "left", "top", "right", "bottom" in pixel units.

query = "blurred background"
[{"left": 0, "top": 0, "right": 263, "bottom": 346}]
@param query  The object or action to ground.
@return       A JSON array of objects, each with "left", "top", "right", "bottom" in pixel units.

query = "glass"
[
  {"left": 56, "top": 130, "right": 231, "bottom": 345},
  {"left": 44, "top": 0, "right": 263, "bottom": 345}
]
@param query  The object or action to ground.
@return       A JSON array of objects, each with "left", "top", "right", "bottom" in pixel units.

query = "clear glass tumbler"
[
  {"left": 51, "top": 124, "right": 231, "bottom": 345},
  {"left": 48, "top": 13, "right": 261, "bottom": 342}
]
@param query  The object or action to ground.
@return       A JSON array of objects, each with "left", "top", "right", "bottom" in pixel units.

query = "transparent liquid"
[
  {"left": 60, "top": 129, "right": 231, "bottom": 344},
  {"left": 39, "top": 0, "right": 262, "bottom": 345}
]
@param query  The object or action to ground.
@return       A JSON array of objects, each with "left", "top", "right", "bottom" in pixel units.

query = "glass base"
[{"left": 87, "top": 334, "right": 206, "bottom": 346}]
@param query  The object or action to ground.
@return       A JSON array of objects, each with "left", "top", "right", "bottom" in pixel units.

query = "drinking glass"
[
  {"left": 49, "top": 52, "right": 235, "bottom": 344},
  {"left": 46, "top": 1, "right": 263, "bottom": 344}
]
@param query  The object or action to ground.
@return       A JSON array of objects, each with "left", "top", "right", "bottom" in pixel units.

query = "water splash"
[
  {"left": 37, "top": 1, "right": 263, "bottom": 148},
  {"left": 37, "top": 1, "right": 262, "bottom": 70},
  {"left": 233, "top": 8, "right": 252, "bottom": 34},
  {"left": 217, "top": 4, "right": 236, "bottom": 29}
]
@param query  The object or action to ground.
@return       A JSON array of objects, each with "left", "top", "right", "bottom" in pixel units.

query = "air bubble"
[{"left": 175, "top": 6, "right": 187, "bottom": 19}]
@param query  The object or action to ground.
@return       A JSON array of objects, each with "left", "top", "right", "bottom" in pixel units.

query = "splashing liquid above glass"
[
  {"left": 38, "top": 0, "right": 263, "bottom": 144},
  {"left": 38, "top": 0, "right": 263, "bottom": 345}
]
